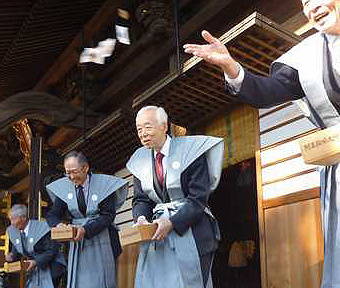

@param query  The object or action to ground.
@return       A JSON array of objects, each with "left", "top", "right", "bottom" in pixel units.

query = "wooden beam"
[
  {"left": 263, "top": 187, "right": 320, "bottom": 209},
  {"left": 91, "top": 0, "right": 235, "bottom": 110}
]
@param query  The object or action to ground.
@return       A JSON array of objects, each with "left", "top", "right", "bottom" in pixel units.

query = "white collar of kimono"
[
  {"left": 23, "top": 220, "right": 30, "bottom": 236},
  {"left": 153, "top": 135, "right": 171, "bottom": 157}
]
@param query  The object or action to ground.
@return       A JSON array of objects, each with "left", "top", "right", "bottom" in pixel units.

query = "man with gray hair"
[
  {"left": 5, "top": 204, "right": 65, "bottom": 288},
  {"left": 127, "top": 106, "right": 224, "bottom": 288},
  {"left": 46, "top": 150, "right": 128, "bottom": 288}
]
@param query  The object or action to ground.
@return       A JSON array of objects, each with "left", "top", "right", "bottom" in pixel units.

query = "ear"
[
  {"left": 162, "top": 123, "right": 168, "bottom": 134},
  {"left": 84, "top": 163, "right": 90, "bottom": 174}
]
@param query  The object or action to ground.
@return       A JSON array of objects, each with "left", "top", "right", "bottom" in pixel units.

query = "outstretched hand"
[{"left": 183, "top": 30, "right": 239, "bottom": 79}]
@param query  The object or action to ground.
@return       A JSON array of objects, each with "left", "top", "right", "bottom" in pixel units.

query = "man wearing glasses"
[{"left": 46, "top": 151, "right": 128, "bottom": 288}]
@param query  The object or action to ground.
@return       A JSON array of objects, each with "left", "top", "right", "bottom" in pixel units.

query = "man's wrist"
[
  {"left": 221, "top": 59, "right": 240, "bottom": 79},
  {"left": 224, "top": 62, "right": 244, "bottom": 94}
]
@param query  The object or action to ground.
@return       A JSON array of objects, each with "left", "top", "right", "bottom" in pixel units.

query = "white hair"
[
  {"left": 136, "top": 106, "right": 168, "bottom": 126},
  {"left": 9, "top": 204, "right": 28, "bottom": 219}
]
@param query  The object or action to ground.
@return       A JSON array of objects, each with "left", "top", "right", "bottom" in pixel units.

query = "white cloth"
[
  {"left": 23, "top": 220, "right": 30, "bottom": 237},
  {"left": 115, "top": 25, "right": 131, "bottom": 45},
  {"left": 224, "top": 62, "right": 244, "bottom": 94}
]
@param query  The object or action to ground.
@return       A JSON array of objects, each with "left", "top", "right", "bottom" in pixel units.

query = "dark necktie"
[
  {"left": 20, "top": 231, "right": 28, "bottom": 255},
  {"left": 76, "top": 185, "right": 87, "bottom": 216},
  {"left": 155, "top": 152, "right": 164, "bottom": 187}
]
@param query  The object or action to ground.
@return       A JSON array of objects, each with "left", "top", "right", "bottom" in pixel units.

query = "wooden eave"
[
  {"left": 62, "top": 12, "right": 303, "bottom": 173},
  {"left": 20, "top": 12, "right": 304, "bottom": 178}
]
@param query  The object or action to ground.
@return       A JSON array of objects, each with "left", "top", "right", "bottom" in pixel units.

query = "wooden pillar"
[{"left": 28, "top": 130, "right": 42, "bottom": 220}]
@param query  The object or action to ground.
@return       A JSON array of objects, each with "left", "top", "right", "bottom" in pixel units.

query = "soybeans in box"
[
  {"left": 4, "top": 261, "right": 28, "bottom": 273},
  {"left": 119, "top": 223, "right": 157, "bottom": 247},
  {"left": 299, "top": 124, "right": 340, "bottom": 166},
  {"left": 51, "top": 226, "right": 77, "bottom": 241}
]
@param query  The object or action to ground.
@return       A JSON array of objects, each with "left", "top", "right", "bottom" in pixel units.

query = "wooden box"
[
  {"left": 299, "top": 124, "right": 340, "bottom": 166},
  {"left": 51, "top": 226, "right": 77, "bottom": 241},
  {"left": 4, "top": 261, "right": 28, "bottom": 273},
  {"left": 119, "top": 223, "right": 158, "bottom": 247}
]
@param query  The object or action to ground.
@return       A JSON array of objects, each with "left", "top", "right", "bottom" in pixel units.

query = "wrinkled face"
[
  {"left": 136, "top": 110, "right": 167, "bottom": 151},
  {"left": 64, "top": 157, "right": 89, "bottom": 186},
  {"left": 10, "top": 215, "right": 28, "bottom": 230},
  {"left": 302, "top": 0, "right": 340, "bottom": 34}
]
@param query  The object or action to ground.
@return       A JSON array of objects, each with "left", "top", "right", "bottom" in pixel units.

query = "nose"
[
  {"left": 12, "top": 219, "right": 19, "bottom": 228},
  {"left": 139, "top": 128, "right": 148, "bottom": 137}
]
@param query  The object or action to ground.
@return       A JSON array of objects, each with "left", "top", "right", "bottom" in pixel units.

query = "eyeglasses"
[{"left": 64, "top": 166, "right": 85, "bottom": 176}]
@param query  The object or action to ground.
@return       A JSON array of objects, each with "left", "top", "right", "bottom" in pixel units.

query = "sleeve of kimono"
[
  {"left": 34, "top": 233, "right": 60, "bottom": 269},
  {"left": 169, "top": 154, "right": 210, "bottom": 236},
  {"left": 46, "top": 196, "right": 68, "bottom": 227},
  {"left": 10, "top": 244, "right": 22, "bottom": 262},
  {"left": 235, "top": 62, "right": 305, "bottom": 108},
  {"left": 83, "top": 192, "right": 116, "bottom": 239},
  {"left": 131, "top": 176, "right": 155, "bottom": 222}
]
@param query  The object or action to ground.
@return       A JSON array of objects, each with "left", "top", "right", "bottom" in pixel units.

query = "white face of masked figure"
[{"left": 302, "top": 0, "right": 340, "bottom": 34}]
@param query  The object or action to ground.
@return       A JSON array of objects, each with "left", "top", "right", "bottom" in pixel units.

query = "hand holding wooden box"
[
  {"left": 51, "top": 226, "right": 77, "bottom": 242},
  {"left": 119, "top": 223, "right": 158, "bottom": 247}
]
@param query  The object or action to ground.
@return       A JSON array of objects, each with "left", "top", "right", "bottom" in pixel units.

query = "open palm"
[
  {"left": 184, "top": 30, "right": 238, "bottom": 78},
  {"left": 184, "top": 30, "right": 231, "bottom": 66}
]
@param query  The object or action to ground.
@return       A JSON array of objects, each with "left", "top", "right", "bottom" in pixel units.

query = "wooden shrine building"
[{"left": 0, "top": 1, "right": 323, "bottom": 288}]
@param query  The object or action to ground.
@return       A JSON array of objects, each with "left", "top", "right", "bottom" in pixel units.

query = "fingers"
[
  {"left": 152, "top": 223, "right": 164, "bottom": 241},
  {"left": 183, "top": 44, "right": 205, "bottom": 55},
  {"left": 183, "top": 44, "right": 213, "bottom": 62},
  {"left": 74, "top": 228, "right": 81, "bottom": 241},
  {"left": 151, "top": 218, "right": 172, "bottom": 241},
  {"left": 201, "top": 30, "right": 218, "bottom": 44},
  {"left": 74, "top": 226, "right": 85, "bottom": 241},
  {"left": 25, "top": 260, "right": 36, "bottom": 271},
  {"left": 137, "top": 215, "right": 149, "bottom": 225},
  {"left": 5, "top": 253, "right": 13, "bottom": 262}
]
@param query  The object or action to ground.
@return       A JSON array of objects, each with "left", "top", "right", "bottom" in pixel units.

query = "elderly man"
[
  {"left": 46, "top": 151, "right": 128, "bottom": 288},
  {"left": 5, "top": 204, "right": 65, "bottom": 288},
  {"left": 126, "top": 106, "right": 224, "bottom": 288},
  {"left": 184, "top": 0, "right": 340, "bottom": 287}
]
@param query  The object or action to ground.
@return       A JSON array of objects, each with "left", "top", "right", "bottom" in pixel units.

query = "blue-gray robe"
[
  {"left": 127, "top": 136, "right": 224, "bottom": 288},
  {"left": 46, "top": 174, "right": 128, "bottom": 288},
  {"left": 7, "top": 220, "right": 65, "bottom": 288}
]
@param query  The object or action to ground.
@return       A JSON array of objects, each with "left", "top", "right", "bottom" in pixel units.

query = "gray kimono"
[
  {"left": 127, "top": 135, "right": 224, "bottom": 288},
  {"left": 275, "top": 32, "right": 340, "bottom": 288},
  {"left": 7, "top": 220, "right": 65, "bottom": 288},
  {"left": 46, "top": 174, "right": 128, "bottom": 288}
]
